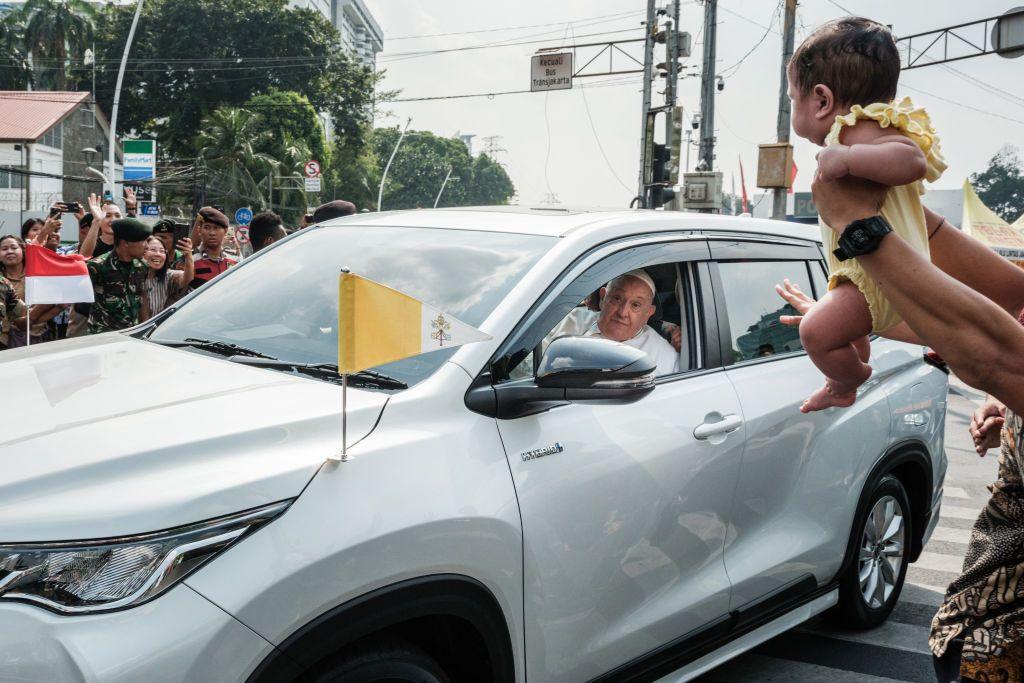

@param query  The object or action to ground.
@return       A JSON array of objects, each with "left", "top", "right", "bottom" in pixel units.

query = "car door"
[
  {"left": 708, "top": 237, "right": 892, "bottom": 608},
  {"left": 486, "top": 236, "right": 746, "bottom": 681}
]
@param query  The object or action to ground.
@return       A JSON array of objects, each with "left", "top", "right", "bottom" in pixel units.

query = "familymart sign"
[{"left": 123, "top": 140, "right": 156, "bottom": 181}]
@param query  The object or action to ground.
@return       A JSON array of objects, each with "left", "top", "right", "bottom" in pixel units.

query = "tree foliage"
[
  {"left": 971, "top": 146, "right": 1024, "bottom": 224},
  {"left": 370, "top": 127, "right": 515, "bottom": 211},
  {"left": 90, "top": 0, "right": 377, "bottom": 161},
  {"left": 20, "top": 0, "right": 96, "bottom": 89},
  {"left": 0, "top": 14, "right": 32, "bottom": 90},
  {"left": 246, "top": 90, "right": 329, "bottom": 170}
]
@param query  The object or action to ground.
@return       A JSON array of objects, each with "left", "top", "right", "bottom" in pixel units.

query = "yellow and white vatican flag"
[
  {"left": 333, "top": 270, "right": 491, "bottom": 460},
  {"left": 337, "top": 270, "right": 491, "bottom": 374}
]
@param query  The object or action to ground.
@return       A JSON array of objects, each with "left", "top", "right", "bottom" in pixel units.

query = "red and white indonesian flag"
[{"left": 24, "top": 244, "right": 94, "bottom": 305}]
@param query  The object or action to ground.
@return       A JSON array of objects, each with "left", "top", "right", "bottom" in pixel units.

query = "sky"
[{"left": 364, "top": 0, "right": 1024, "bottom": 208}]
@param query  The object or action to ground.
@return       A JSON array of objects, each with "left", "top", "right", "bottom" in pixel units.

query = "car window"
[
  {"left": 505, "top": 264, "right": 694, "bottom": 381},
  {"left": 150, "top": 226, "right": 555, "bottom": 388},
  {"left": 810, "top": 259, "right": 829, "bottom": 299},
  {"left": 717, "top": 260, "right": 813, "bottom": 363}
]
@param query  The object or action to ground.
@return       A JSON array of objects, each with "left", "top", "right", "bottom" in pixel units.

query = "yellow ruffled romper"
[{"left": 820, "top": 96, "right": 947, "bottom": 333}]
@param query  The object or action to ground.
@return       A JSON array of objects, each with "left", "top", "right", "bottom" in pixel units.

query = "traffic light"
[{"left": 650, "top": 143, "right": 676, "bottom": 209}]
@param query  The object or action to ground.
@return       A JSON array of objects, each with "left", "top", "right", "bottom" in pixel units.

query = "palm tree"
[
  {"left": 260, "top": 137, "right": 313, "bottom": 220},
  {"left": 196, "top": 107, "right": 280, "bottom": 211},
  {"left": 20, "top": 0, "right": 97, "bottom": 90},
  {"left": 0, "top": 13, "right": 33, "bottom": 90}
]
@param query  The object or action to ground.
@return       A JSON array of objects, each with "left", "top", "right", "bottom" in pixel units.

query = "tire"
[
  {"left": 307, "top": 638, "right": 452, "bottom": 683},
  {"left": 831, "top": 474, "right": 912, "bottom": 629}
]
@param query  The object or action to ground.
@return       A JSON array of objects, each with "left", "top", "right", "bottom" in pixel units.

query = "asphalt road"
[{"left": 696, "top": 377, "right": 993, "bottom": 682}]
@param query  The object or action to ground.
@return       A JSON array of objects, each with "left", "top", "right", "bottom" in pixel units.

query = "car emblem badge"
[{"left": 521, "top": 442, "right": 564, "bottom": 462}]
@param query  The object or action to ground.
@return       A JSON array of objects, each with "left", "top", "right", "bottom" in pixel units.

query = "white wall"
[{"left": 0, "top": 142, "right": 63, "bottom": 213}]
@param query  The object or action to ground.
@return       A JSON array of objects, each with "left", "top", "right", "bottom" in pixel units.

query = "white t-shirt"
[{"left": 587, "top": 324, "right": 680, "bottom": 376}]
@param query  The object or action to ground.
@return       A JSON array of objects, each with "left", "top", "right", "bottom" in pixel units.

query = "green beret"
[
  {"left": 152, "top": 219, "right": 176, "bottom": 235},
  {"left": 112, "top": 217, "right": 152, "bottom": 242}
]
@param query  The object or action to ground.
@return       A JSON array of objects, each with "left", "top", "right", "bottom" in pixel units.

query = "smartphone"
[
  {"left": 63, "top": 202, "right": 81, "bottom": 214},
  {"left": 102, "top": 190, "right": 114, "bottom": 203},
  {"left": 171, "top": 221, "right": 191, "bottom": 246}
]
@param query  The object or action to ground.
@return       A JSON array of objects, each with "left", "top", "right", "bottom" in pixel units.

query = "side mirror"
[
  {"left": 536, "top": 336, "right": 656, "bottom": 400},
  {"left": 468, "top": 336, "right": 657, "bottom": 419}
]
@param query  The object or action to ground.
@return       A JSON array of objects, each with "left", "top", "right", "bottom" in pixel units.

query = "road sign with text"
[{"left": 531, "top": 52, "right": 573, "bottom": 92}]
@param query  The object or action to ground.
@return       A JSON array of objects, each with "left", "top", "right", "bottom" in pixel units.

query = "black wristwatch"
[{"left": 833, "top": 215, "right": 893, "bottom": 262}]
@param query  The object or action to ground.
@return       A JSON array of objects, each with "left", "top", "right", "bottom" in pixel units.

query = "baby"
[{"left": 787, "top": 17, "right": 945, "bottom": 412}]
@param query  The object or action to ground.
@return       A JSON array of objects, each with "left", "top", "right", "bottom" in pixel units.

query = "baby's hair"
[{"left": 790, "top": 17, "right": 900, "bottom": 107}]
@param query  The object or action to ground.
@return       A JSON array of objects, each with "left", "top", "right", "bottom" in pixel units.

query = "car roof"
[{"left": 329, "top": 206, "right": 821, "bottom": 243}]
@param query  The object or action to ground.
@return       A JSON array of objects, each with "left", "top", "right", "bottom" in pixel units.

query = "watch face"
[{"left": 851, "top": 230, "right": 870, "bottom": 247}]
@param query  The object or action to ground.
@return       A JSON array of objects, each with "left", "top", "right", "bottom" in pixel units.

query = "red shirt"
[{"left": 190, "top": 250, "right": 237, "bottom": 290}]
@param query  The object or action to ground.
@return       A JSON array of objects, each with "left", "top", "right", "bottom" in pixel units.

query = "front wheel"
[
  {"left": 308, "top": 638, "right": 451, "bottom": 683},
  {"left": 831, "top": 474, "right": 912, "bottom": 629}
]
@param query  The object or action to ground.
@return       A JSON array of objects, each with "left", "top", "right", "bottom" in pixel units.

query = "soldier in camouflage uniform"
[
  {"left": 86, "top": 218, "right": 151, "bottom": 334},
  {"left": 0, "top": 275, "right": 26, "bottom": 349}
]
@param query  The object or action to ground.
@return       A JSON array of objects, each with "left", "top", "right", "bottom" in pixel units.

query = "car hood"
[{"left": 0, "top": 335, "right": 388, "bottom": 542}]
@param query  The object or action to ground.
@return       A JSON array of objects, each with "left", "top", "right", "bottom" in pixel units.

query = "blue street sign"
[
  {"left": 141, "top": 204, "right": 160, "bottom": 217},
  {"left": 235, "top": 207, "right": 253, "bottom": 225}
]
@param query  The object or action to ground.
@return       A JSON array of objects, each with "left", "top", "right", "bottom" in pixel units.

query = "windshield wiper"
[
  {"left": 227, "top": 356, "right": 408, "bottom": 390},
  {"left": 156, "top": 337, "right": 277, "bottom": 359}
]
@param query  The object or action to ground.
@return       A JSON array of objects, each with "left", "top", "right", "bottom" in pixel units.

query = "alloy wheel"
[{"left": 858, "top": 494, "right": 905, "bottom": 609}]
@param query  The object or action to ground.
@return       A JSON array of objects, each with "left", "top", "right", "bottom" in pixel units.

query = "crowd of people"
[{"left": 0, "top": 194, "right": 358, "bottom": 349}]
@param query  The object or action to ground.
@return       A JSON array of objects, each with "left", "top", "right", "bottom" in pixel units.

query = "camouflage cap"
[{"left": 111, "top": 217, "right": 152, "bottom": 242}]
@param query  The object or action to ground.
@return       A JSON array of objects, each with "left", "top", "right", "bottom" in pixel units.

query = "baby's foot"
[{"left": 801, "top": 369, "right": 872, "bottom": 413}]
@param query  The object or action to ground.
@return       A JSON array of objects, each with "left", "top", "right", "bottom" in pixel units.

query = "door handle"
[{"left": 693, "top": 414, "right": 744, "bottom": 441}]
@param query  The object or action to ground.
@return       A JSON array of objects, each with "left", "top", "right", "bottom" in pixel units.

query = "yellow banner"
[
  {"left": 961, "top": 179, "right": 1024, "bottom": 260},
  {"left": 338, "top": 272, "right": 422, "bottom": 375}
]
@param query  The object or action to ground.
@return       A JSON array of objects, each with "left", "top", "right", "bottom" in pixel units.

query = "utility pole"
[
  {"left": 636, "top": 0, "right": 657, "bottom": 205},
  {"left": 697, "top": 0, "right": 717, "bottom": 171},
  {"left": 772, "top": 0, "right": 798, "bottom": 220},
  {"left": 664, "top": 0, "right": 682, "bottom": 185}
]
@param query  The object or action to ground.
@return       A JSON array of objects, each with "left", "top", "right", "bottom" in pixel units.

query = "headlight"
[{"left": 0, "top": 500, "right": 289, "bottom": 615}]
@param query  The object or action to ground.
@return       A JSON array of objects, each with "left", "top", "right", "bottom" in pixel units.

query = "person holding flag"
[
  {"left": 0, "top": 235, "right": 63, "bottom": 347},
  {"left": 20, "top": 239, "right": 95, "bottom": 346}
]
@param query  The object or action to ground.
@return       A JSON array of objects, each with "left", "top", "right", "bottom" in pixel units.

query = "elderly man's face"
[{"left": 597, "top": 276, "right": 656, "bottom": 342}]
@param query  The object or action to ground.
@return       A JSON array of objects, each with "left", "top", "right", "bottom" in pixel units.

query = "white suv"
[{"left": 0, "top": 208, "right": 947, "bottom": 682}]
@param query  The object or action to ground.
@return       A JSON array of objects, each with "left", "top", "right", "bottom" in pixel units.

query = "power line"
[
  {"left": 899, "top": 83, "right": 1024, "bottom": 126},
  {"left": 718, "top": 1, "right": 783, "bottom": 79},
  {"left": 378, "top": 27, "right": 643, "bottom": 63},
  {"left": 386, "top": 10, "right": 644, "bottom": 41},
  {"left": 571, "top": 22, "right": 633, "bottom": 196}
]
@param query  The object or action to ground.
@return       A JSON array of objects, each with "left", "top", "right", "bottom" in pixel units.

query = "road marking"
[
  {"left": 693, "top": 652, "right": 906, "bottom": 682},
  {"left": 800, "top": 617, "right": 932, "bottom": 655},
  {"left": 928, "top": 526, "right": 972, "bottom": 544},
  {"left": 939, "top": 504, "right": 983, "bottom": 520},
  {"left": 913, "top": 551, "right": 966, "bottom": 573},
  {"left": 943, "top": 486, "right": 970, "bottom": 499}
]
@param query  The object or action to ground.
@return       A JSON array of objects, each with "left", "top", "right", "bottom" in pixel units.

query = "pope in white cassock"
[{"left": 585, "top": 269, "right": 680, "bottom": 376}]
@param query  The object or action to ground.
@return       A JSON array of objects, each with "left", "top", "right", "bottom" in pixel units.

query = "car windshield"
[{"left": 150, "top": 225, "right": 555, "bottom": 388}]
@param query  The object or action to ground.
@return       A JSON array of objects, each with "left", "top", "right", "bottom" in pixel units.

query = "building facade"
[
  {"left": 0, "top": 92, "right": 122, "bottom": 237},
  {"left": 290, "top": 0, "right": 383, "bottom": 69}
]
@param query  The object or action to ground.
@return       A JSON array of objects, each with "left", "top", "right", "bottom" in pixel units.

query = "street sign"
[
  {"left": 304, "top": 160, "right": 321, "bottom": 178},
  {"left": 304, "top": 177, "right": 322, "bottom": 193},
  {"left": 141, "top": 203, "right": 160, "bottom": 217},
  {"left": 234, "top": 207, "right": 253, "bottom": 225},
  {"left": 123, "top": 140, "right": 156, "bottom": 181},
  {"left": 531, "top": 52, "right": 573, "bottom": 92},
  {"left": 234, "top": 226, "right": 250, "bottom": 244}
]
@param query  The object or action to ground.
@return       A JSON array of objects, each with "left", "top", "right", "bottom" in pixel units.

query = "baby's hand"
[{"left": 816, "top": 144, "right": 851, "bottom": 182}]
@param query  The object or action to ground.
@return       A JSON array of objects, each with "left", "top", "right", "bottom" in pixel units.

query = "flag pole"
[
  {"left": 341, "top": 373, "right": 348, "bottom": 461},
  {"left": 24, "top": 307, "right": 30, "bottom": 347}
]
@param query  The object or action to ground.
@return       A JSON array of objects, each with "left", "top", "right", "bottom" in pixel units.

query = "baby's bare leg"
[{"left": 800, "top": 282, "right": 875, "bottom": 412}]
